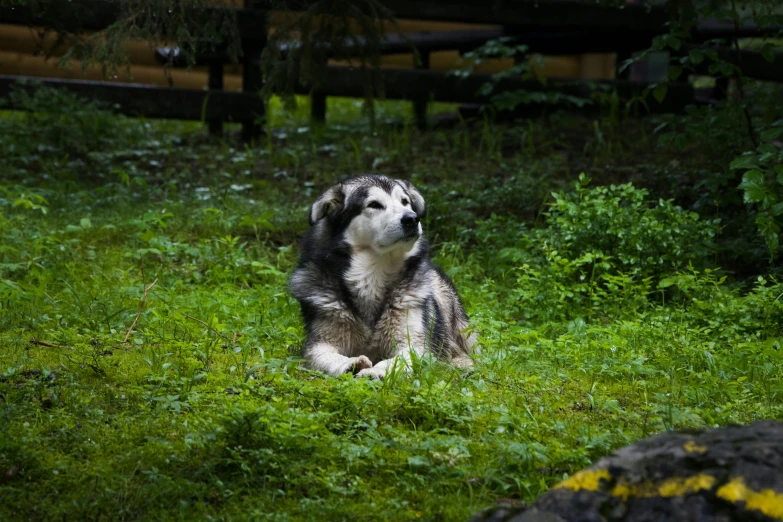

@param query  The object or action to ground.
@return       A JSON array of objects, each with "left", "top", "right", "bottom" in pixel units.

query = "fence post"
[
  {"left": 413, "top": 50, "right": 430, "bottom": 130},
  {"left": 208, "top": 57, "right": 224, "bottom": 136},
  {"left": 311, "top": 88, "right": 327, "bottom": 124},
  {"left": 241, "top": 0, "right": 266, "bottom": 143}
]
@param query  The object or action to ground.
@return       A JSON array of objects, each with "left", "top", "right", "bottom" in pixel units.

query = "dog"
[{"left": 289, "top": 175, "right": 477, "bottom": 379}]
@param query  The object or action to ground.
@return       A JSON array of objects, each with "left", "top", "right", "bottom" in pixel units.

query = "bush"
[
  {"left": 544, "top": 174, "right": 719, "bottom": 280},
  {"left": 493, "top": 176, "right": 721, "bottom": 324}
]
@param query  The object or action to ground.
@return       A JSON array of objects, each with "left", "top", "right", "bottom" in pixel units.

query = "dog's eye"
[
  {"left": 401, "top": 198, "right": 410, "bottom": 206},
  {"left": 367, "top": 201, "right": 385, "bottom": 210}
]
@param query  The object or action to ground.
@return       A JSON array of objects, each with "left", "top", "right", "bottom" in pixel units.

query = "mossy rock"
[{"left": 471, "top": 421, "right": 783, "bottom": 522}]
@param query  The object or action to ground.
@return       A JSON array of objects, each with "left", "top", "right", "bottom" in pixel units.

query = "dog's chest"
[{"left": 344, "top": 251, "right": 404, "bottom": 319}]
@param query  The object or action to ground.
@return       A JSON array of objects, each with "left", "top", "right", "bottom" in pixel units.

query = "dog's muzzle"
[{"left": 401, "top": 211, "right": 420, "bottom": 239}]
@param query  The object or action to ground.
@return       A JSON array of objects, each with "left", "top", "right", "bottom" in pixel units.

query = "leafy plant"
[
  {"left": 733, "top": 119, "right": 783, "bottom": 256},
  {"left": 623, "top": 0, "right": 783, "bottom": 262},
  {"left": 544, "top": 174, "right": 719, "bottom": 280},
  {"left": 455, "top": 37, "right": 591, "bottom": 113}
]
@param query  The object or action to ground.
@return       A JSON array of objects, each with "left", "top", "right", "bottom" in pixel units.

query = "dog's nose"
[{"left": 401, "top": 212, "right": 419, "bottom": 229}]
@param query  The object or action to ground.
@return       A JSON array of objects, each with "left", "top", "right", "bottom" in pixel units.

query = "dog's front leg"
[
  {"left": 356, "top": 303, "right": 429, "bottom": 380},
  {"left": 305, "top": 342, "right": 373, "bottom": 376},
  {"left": 355, "top": 352, "right": 416, "bottom": 380}
]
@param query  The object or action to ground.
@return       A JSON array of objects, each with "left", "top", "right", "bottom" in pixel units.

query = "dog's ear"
[
  {"left": 400, "top": 180, "right": 426, "bottom": 219},
  {"left": 309, "top": 184, "right": 346, "bottom": 225}
]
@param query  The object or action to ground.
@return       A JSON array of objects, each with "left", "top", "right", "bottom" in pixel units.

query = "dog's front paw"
[
  {"left": 355, "top": 366, "right": 385, "bottom": 380},
  {"left": 348, "top": 355, "right": 373, "bottom": 374}
]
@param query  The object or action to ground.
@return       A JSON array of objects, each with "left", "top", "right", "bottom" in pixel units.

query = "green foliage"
[
  {"left": 261, "top": 0, "right": 398, "bottom": 122},
  {"left": 627, "top": 0, "right": 783, "bottom": 257},
  {"left": 623, "top": 0, "right": 783, "bottom": 86},
  {"left": 3, "top": 0, "right": 243, "bottom": 74},
  {"left": 460, "top": 178, "right": 719, "bottom": 325},
  {"left": 456, "top": 38, "right": 592, "bottom": 113},
  {"left": 733, "top": 119, "right": 783, "bottom": 256},
  {"left": 1, "top": 89, "right": 782, "bottom": 521},
  {"left": 545, "top": 174, "right": 718, "bottom": 280},
  {"left": 0, "top": 82, "right": 146, "bottom": 159}
]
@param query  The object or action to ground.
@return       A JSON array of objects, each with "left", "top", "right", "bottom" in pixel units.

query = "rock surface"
[{"left": 470, "top": 421, "right": 783, "bottom": 522}]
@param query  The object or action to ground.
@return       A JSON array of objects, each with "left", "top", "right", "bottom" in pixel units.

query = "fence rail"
[
  {"left": 0, "top": 75, "right": 265, "bottom": 123},
  {"left": 1, "top": 0, "right": 780, "bottom": 139}
]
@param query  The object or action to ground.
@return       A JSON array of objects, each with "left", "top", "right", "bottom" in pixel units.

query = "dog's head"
[{"left": 309, "top": 175, "right": 426, "bottom": 254}]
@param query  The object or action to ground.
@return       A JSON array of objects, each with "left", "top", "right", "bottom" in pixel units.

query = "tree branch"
[
  {"left": 29, "top": 339, "right": 70, "bottom": 349},
  {"left": 123, "top": 277, "right": 158, "bottom": 344}
]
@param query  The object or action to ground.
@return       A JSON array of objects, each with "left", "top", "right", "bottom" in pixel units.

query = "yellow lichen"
[
  {"left": 717, "top": 478, "right": 783, "bottom": 521},
  {"left": 557, "top": 469, "right": 783, "bottom": 521},
  {"left": 611, "top": 483, "right": 634, "bottom": 500},
  {"left": 658, "top": 474, "right": 716, "bottom": 497},
  {"left": 611, "top": 474, "right": 715, "bottom": 500},
  {"left": 682, "top": 440, "right": 708, "bottom": 454},
  {"left": 554, "top": 469, "right": 612, "bottom": 492}
]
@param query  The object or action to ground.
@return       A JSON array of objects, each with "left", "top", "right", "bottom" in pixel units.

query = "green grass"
[{"left": 1, "top": 91, "right": 782, "bottom": 521}]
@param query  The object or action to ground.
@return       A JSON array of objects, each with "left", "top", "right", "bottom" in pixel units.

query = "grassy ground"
[{"left": 1, "top": 89, "right": 782, "bottom": 521}]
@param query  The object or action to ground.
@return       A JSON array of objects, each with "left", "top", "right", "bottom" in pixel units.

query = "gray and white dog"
[{"left": 289, "top": 175, "right": 477, "bottom": 379}]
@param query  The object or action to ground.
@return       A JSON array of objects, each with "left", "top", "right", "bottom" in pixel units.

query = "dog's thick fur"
[{"left": 289, "top": 175, "right": 477, "bottom": 379}]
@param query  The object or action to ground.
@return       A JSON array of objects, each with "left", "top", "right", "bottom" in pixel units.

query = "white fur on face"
[{"left": 345, "top": 185, "right": 422, "bottom": 254}]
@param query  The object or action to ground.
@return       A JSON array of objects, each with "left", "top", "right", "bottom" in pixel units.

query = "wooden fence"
[{"left": 0, "top": 0, "right": 780, "bottom": 140}]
